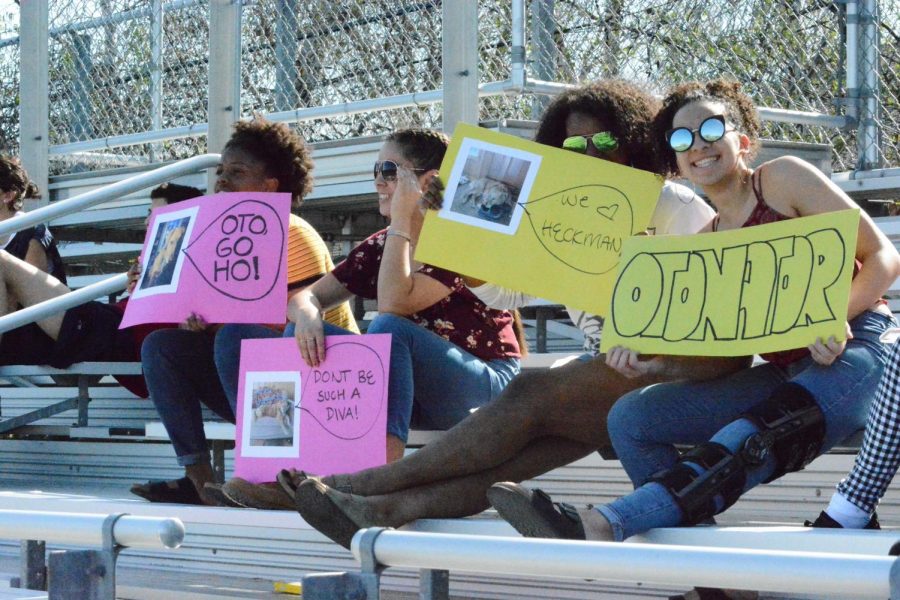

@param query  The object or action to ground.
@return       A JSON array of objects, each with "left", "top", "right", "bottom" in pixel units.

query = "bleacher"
[{"left": 0, "top": 134, "right": 897, "bottom": 598}]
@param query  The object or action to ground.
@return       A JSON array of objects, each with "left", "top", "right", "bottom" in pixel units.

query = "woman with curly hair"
[
  {"left": 132, "top": 117, "right": 357, "bottom": 505},
  {"left": 0, "top": 156, "right": 66, "bottom": 282},
  {"left": 220, "top": 128, "right": 526, "bottom": 510},
  {"left": 488, "top": 80, "right": 900, "bottom": 549},
  {"left": 232, "top": 81, "right": 744, "bottom": 547}
]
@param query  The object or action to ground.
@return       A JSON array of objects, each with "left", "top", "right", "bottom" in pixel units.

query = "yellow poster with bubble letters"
[
  {"left": 414, "top": 123, "right": 662, "bottom": 316},
  {"left": 600, "top": 208, "right": 860, "bottom": 356}
]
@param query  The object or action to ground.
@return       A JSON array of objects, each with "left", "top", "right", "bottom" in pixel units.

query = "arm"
[
  {"left": 377, "top": 168, "right": 453, "bottom": 315},
  {"left": 605, "top": 346, "right": 751, "bottom": 381},
  {"left": 287, "top": 273, "right": 353, "bottom": 367},
  {"left": 24, "top": 238, "right": 49, "bottom": 273},
  {"left": 765, "top": 157, "right": 900, "bottom": 319},
  {"left": 466, "top": 279, "right": 536, "bottom": 310}
]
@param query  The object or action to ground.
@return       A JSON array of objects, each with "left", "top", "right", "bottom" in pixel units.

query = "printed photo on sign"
[
  {"left": 439, "top": 138, "right": 541, "bottom": 235},
  {"left": 133, "top": 206, "right": 199, "bottom": 298},
  {"left": 240, "top": 370, "right": 301, "bottom": 458}
]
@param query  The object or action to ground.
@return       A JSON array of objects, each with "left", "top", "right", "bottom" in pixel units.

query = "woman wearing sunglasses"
[
  {"left": 258, "top": 81, "right": 760, "bottom": 549},
  {"left": 487, "top": 80, "right": 900, "bottom": 549},
  {"left": 238, "top": 128, "right": 523, "bottom": 483}
]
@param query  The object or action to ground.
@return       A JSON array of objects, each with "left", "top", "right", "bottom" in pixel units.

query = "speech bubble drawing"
[
  {"left": 298, "top": 340, "right": 387, "bottom": 441},
  {"left": 182, "top": 199, "right": 285, "bottom": 301},
  {"left": 521, "top": 184, "right": 634, "bottom": 275}
]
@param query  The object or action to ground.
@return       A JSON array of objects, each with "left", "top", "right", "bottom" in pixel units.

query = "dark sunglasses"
[
  {"left": 665, "top": 115, "right": 732, "bottom": 152},
  {"left": 561, "top": 131, "right": 619, "bottom": 155},
  {"left": 373, "top": 160, "right": 427, "bottom": 181}
]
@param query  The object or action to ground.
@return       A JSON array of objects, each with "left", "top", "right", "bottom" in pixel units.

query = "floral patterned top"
[{"left": 331, "top": 229, "right": 520, "bottom": 361}]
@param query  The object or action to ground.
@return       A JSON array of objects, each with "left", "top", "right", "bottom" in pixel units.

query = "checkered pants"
[{"left": 837, "top": 341, "right": 900, "bottom": 513}]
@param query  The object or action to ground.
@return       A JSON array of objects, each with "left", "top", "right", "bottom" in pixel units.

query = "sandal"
[
  {"left": 276, "top": 469, "right": 309, "bottom": 499},
  {"left": 294, "top": 479, "right": 360, "bottom": 550},
  {"left": 202, "top": 483, "right": 243, "bottom": 508},
  {"left": 487, "top": 482, "right": 586, "bottom": 540},
  {"left": 130, "top": 477, "right": 204, "bottom": 505},
  {"left": 221, "top": 478, "right": 295, "bottom": 510}
]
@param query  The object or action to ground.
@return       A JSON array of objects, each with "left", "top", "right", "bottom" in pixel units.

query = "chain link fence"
[
  {"left": 0, "top": 2, "right": 20, "bottom": 155},
  {"left": 2, "top": 0, "right": 897, "bottom": 176},
  {"left": 46, "top": 0, "right": 208, "bottom": 174}
]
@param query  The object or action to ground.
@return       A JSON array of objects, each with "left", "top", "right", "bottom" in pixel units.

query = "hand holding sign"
[
  {"left": 121, "top": 192, "right": 290, "bottom": 327},
  {"left": 235, "top": 335, "right": 391, "bottom": 482},
  {"left": 600, "top": 209, "right": 860, "bottom": 356}
]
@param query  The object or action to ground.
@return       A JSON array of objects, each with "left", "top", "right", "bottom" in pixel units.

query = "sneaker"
[{"left": 805, "top": 510, "right": 880, "bottom": 530}]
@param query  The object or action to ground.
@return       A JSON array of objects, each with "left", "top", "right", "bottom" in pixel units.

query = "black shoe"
[{"left": 805, "top": 510, "right": 880, "bottom": 530}]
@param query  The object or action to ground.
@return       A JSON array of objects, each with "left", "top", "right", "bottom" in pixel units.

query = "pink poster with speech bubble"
[
  {"left": 119, "top": 192, "right": 290, "bottom": 327},
  {"left": 234, "top": 335, "right": 390, "bottom": 482}
]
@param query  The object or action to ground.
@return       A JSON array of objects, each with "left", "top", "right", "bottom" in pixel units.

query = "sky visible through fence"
[{"left": 0, "top": 0, "right": 896, "bottom": 177}]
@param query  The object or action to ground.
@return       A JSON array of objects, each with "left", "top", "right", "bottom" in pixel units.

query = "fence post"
[
  {"left": 207, "top": 0, "right": 242, "bottom": 190},
  {"left": 149, "top": 0, "right": 163, "bottom": 163},
  {"left": 441, "top": 2, "right": 478, "bottom": 132},
  {"left": 47, "top": 513, "right": 125, "bottom": 600},
  {"left": 530, "top": 0, "right": 556, "bottom": 118},
  {"left": 857, "top": 0, "right": 881, "bottom": 171},
  {"left": 18, "top": 0, "right": 49, "bottom": 210}
]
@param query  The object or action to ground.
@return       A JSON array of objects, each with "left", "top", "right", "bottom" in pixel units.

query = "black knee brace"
[
  {"left": 649, "top": 442, "right": 747, "bottom": 525},
  {"left": 740, "top": 382, "right": 825, "bottom": 482}
]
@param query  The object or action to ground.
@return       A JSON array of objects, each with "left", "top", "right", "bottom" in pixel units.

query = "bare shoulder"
[{"left": 758, "top": 156, "right": 851, "bottom": 215}]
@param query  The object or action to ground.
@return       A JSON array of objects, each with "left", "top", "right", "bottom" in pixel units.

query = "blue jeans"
[
  {"left": 142, "top": 329, "right": 235, "bottom": 467},
  {"left": 306, "top": 314, "right": 521, "bottom": 442},
  {"left": 213, "top": 324, "right": 287, "bottom": 414},
  {"left": 599, "top": 310, "right": 894, "bottom": 541}
]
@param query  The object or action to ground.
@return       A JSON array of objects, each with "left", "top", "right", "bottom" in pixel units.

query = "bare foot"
[{"left": 578, "top": 508, "right": 614, "bottom": 541}]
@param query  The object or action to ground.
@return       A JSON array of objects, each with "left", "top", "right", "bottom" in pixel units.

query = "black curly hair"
[
  {"left": 653, "top": 79, "right": 761, "bottom": 177},
  {"left": 0, "top": 155, "right": 39, "bottom": 210},
  {"left": 534, "top": 79, "right": 662, "bottom": 173},
  {"left": 386, "top": 128, "right": 450, "bottom": 171},
  {"left": 224, "top": 117, "right": 314, "bottom": 209}
]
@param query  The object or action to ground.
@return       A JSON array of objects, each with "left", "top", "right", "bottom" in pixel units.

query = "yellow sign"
[
  {"left": 600, "top": 209, "right": 860, "bottom": 356},
  {"left": 414, "top": 123, "right": 662, "bottom": 316}
]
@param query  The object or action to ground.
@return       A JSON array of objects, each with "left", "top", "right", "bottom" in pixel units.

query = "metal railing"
[
  {"left": 0, "top": 509, "right": 184, "bottom": 599},
  {"left": 3, "top": 1, "right": 897, "bottom": 186},
  {"left": 301, "top": 527, "right": 900, "bottom": 600},
  {"left": 0, "top": 153, "right": 219, "bottom": 335}
]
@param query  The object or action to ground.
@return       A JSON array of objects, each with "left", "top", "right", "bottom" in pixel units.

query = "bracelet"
[{"left": 386, "top": 228, "right": 412, "bottom": 243}]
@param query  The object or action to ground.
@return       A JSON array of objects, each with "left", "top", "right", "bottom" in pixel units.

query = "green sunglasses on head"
[{"left": 561, "top": 131, "right": 619, "bottom": 154}]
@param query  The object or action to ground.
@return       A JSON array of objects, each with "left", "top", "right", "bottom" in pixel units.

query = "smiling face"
[
  {"left": 671, "top": 99, "right": 750, "bottom": 187},
  {"left": 214, "top": 146, "right": 280, "bottom": 195},
  {"left": 373, "top": 141, "right": 431, "bottom": 219},
  {"left": 564, "top": 111, "right": 629, "bottom": 166}
]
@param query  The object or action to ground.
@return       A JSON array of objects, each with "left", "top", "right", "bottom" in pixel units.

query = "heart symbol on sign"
[{"left": 596, "top": 203, "right": 619, "bottom": 221}]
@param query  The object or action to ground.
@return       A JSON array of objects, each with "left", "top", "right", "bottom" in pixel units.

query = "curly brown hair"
[
  {"left": 0, "top": 155, "right": 38, "bottom": 210},
  {"left": 224, "top": 117, "right": 314, "bottom": 209},
  {"left": 534, "top": 79, "right": 662, "bottom": 173},
  {"left": 653, "top": 79, "right": 761, "bottom": 176},
  {"left": 386, "top": 128, "right": 450, "bottom": 171}
]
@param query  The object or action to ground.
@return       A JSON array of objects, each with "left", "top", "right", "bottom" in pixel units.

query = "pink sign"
[
  {"left": 120, "top": 192, "right": 290, "bottom": 327},
  {"left": 234, "top": 335, "right": 390, "bottom": 482}
]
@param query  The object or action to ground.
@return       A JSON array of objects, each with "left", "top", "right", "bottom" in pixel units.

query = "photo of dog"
[{"left": 249, "top": 382, "right": 296, "bottom": 447}]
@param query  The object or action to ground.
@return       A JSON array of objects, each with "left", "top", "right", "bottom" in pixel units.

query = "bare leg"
[
  {"left": 0, "top": 251, "right": 70, "bottom": 339},
  {"left": 337, "top": 357, "right": 663, "bottom": 496},
  {"left": 326, "top": 435, "right": 596, "bottom": 526}
]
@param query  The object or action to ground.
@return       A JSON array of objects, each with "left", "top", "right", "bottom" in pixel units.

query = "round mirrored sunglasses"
[{"left": 665, "top": 115, "right": 731, "bottom": 153}]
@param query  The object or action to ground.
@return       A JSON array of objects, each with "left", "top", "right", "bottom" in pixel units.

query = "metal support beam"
[
  {"left": 18, "top": 0, "right": 49, "bottom": 210},
  {"left": 419, "top": 569, "right": 449, "bottom": 600},
  {"left": 441, "top": 2, "right": 478, "bottom": 132},
  {"left": 47, "top": 513, "right": 123, "bottom": 600},
  {"left": 207, "top": 0, "right": 242, "bottom": 190},
  {"left": 16, "top": 540, "right": 47, "bottom": 591},
  {"left": 149, "top": 0, "right": 164, "bottom": 163}
]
